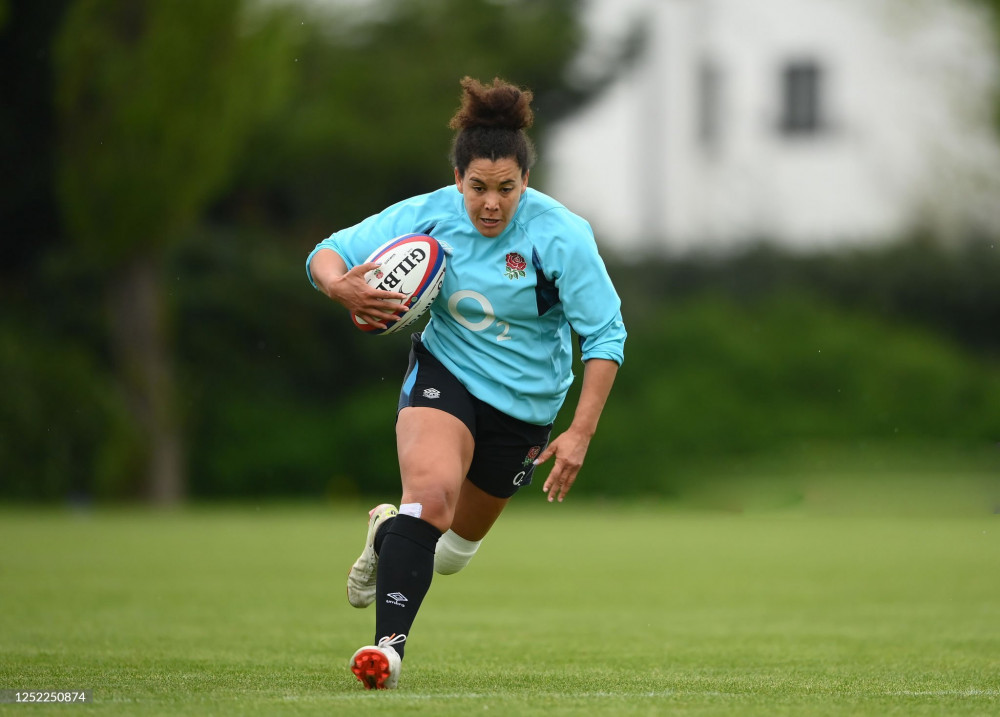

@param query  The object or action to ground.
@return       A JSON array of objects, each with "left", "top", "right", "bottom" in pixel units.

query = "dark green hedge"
[{"left": 3, "top": 237, "right": 998, "bottom": 501}]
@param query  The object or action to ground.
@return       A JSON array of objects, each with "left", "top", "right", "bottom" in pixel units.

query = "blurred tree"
[
  {"left": 52, "top": 0, "right": 297, "bottom": 503},
  {"left": 216, "top": 0, "right": 643, "bottom": 235},
  {"left": 0, "top": 0, "right": 71, "bottom": 277}
]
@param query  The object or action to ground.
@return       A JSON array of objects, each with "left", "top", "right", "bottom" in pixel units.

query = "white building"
[{"left": 543, "top": 0, "right": 1000, "bottom": 255}]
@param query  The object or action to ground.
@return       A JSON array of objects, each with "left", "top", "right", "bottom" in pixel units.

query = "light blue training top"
[{"left": 307, "top": 186, "right": 626, "bottom": 426}]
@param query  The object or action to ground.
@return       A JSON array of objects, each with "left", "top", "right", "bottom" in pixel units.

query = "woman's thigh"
[{"left": 395, "top": 406, "right": 474, "bottom": 531}]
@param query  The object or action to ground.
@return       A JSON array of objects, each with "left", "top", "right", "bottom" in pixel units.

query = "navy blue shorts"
[{"left": 397, "top": 334, "right": 552, "bottom": 499}]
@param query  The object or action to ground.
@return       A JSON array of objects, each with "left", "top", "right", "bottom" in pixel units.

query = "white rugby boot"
[
  {"left": 346, "top": 503, "right": 398, "bottom": 608},
  {"left": 349, "top": 634, "right": 406, "bottom": 689}
]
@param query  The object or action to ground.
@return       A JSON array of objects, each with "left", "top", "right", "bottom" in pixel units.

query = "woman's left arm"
[{"left": 535, "top": 358, "right": 619, "bottom": 503}]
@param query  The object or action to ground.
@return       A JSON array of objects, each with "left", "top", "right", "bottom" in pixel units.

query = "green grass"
[{"left": 1, "top": 497, "right": 998, "bottom": 715}]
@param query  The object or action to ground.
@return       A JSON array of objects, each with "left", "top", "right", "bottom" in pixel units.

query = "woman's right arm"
[{"left": 309, "top": 248, "right": 408, "bottom": 330}]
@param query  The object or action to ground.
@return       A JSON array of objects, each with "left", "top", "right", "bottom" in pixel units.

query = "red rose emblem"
[
  {"left": 506, "top": 253, "right": 526, "bottom": 271},
  {"left": 523, "top": 445, "right": 542, "bottom": 467},
  {"left": 504, "top": 252, "right": 527, "bottom": 279}
]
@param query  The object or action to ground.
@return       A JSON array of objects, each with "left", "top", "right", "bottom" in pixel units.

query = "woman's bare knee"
[{"left": 400, "top": 482, "right": 457, "bottom": 531}]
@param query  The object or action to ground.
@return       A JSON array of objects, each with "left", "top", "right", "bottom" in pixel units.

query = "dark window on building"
[{"left": 780, "top": 60, "right": 824, "bottom": 135}]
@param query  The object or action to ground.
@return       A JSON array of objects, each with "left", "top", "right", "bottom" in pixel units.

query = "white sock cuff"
[
  {"left": 434, "top": 529, "right": 482, "bottom": 575},
  {"left": 442, "top": 529, "right": 481, "bottom": 552}
]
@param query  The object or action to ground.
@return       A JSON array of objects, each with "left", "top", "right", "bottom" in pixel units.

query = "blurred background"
[{"left": 1, "top": 0, "right": 998, "bottom": 510}]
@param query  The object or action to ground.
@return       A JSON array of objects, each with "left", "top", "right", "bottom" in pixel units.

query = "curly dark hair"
[{"left": 449, "top": 76, "right": 536, "bottom": 178}]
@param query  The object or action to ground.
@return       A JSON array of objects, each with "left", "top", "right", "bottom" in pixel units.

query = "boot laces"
[{"left": 377, "top": 633, "right": 406, "bottom": 649}]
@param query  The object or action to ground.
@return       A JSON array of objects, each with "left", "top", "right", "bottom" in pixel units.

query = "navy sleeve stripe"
[{"left": 531, "top": 247, "right": 560, "bottom": 316}]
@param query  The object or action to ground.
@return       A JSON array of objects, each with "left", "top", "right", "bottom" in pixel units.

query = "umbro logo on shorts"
[{"left": 422, "top": 388, "right": 441, "bottom": 399}]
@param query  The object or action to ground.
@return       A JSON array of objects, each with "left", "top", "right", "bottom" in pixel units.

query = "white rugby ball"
[{"left": 352, "top": 233, "right": 446, "bottom": 335}]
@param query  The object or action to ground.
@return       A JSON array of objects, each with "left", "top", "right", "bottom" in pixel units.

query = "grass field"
[{"left": 1, "top": 496, "right": 998, "bottom": 716}]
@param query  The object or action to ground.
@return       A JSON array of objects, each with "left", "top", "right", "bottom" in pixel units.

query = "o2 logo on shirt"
[{"left": 447, "top": 290, "right": 511, "bottom": 342}]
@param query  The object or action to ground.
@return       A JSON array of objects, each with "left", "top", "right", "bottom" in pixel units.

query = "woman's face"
[{"left": 455, "top": 158, "right": 529, "bottom": 238}]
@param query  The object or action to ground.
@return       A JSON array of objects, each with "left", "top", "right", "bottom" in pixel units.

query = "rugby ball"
[{"left": 351, "top": 233, "right": 446, "bottom": 335}]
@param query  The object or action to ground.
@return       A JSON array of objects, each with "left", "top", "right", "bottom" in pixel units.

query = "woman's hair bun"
[{"left": 449, "top": 76, "right": 534, "bottom": 132}]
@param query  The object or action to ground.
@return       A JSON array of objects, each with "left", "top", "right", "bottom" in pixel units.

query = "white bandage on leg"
[
  {"left": 434, "top": 529, "right": 482, "bottom": 575},
  {"left": 399, "top": 503, "right": 422, "bottom": 518}
]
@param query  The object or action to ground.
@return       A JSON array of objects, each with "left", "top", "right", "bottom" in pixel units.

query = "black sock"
[
  {"left": 373, "top": 516, "right": 395, "bottom": 556},
  {"left": 374, "top": 514, "right": 441, "bottom": 659}
]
